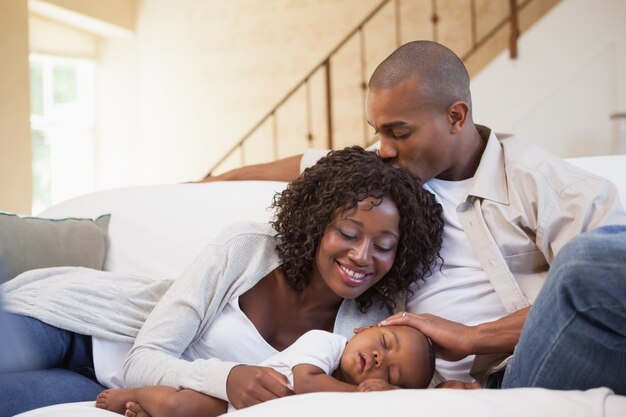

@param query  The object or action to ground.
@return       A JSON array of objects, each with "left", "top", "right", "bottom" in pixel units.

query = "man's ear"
[
  {"left": 353, "top": 325, "right": 375, "bottom": 334},
  {"left": 447, "top": 101, "right": 469, "bottom": 133}
]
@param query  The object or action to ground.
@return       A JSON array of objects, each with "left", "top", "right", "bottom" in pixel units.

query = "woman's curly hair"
[{"left": 271, "top": 146, "right": 443, "bottom": 312}]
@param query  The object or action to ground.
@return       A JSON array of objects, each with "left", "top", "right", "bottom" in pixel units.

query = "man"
[{"left": 202, "top": 41, "right": 626, "bottom": 392}]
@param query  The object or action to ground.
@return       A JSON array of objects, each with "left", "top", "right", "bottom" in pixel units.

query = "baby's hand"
[{"left": 357, "top": 378, "right": 399, "bottom": 392}]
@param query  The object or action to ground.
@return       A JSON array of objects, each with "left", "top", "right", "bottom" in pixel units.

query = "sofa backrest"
[
  {"left": 41, "top": 181, "right": 287, "bottom": 279},
  {"left": 567, "top": 155, "right": 626, "bottom": 204}
]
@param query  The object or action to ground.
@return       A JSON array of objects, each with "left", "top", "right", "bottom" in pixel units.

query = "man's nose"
[{"left": 378, "top": 139, "right": 397, "bottom": 160}]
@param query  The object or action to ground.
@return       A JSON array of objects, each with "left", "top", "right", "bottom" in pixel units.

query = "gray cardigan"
[{"left": 2, "top": 221, "right": 392, "bottom": 401}]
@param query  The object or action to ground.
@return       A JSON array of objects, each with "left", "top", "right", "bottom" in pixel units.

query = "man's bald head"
[{"left": 369, "top": 41, "right": 471, "bottom": 111}]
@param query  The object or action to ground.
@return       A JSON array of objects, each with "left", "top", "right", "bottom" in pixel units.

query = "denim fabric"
[
  {"left": 502, "top": 225, "right": 626, "bottom": 394},
  {"left": 0, "top": 313, "right": 104, "bottom": 416},
  {"left": 484, "top": 368, "right": 505, "bottom": 389}
]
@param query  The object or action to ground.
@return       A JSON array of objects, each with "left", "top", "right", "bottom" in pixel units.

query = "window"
[{"left": 29, "top": 54, "right": 96, "bottom": 214}]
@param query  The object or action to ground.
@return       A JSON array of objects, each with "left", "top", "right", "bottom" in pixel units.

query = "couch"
[{"left": 14, "top": 155, "right": 626, "bottom": 417}]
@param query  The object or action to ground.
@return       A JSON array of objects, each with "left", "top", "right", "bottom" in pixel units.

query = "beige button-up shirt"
[{"left": 461, "top": 126, "right": 626, "bottom": 313}]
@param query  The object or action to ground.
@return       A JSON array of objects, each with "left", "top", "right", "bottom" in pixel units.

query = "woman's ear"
[{"left": 447, "top": 101, "right": 470, "bottom": 133}]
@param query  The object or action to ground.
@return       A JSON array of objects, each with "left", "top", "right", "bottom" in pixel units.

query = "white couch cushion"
[
  {"left": 567, "top": 155, "right": 626, "bottom": 206},
  {"left": 40, "top": 181, "right": 287, "bottom": 279}
]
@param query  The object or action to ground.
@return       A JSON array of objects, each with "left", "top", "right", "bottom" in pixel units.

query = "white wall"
[
  {"left": 471, "top": 0, "right": 626, "bottom": 158},
  {"left": 0, "top": 1, "right": 31, "bottom": 214},
  {"left": 96, "top": 38, "right": 140, "bottom": 190},
  {"left": 96, "top": 0, "right": 383, "bottom": 187}
]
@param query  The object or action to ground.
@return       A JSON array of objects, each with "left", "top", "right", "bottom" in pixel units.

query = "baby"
[
  {"left": 97, "top": 325, "right": 434, "bottom": 417},
  {"left": 287, "top": 325, "right": 434, "bottom": 394}
]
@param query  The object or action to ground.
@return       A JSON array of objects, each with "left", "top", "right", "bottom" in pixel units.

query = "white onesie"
[{"left": 228, "top": 330, "right": 347, "bottom": 412}]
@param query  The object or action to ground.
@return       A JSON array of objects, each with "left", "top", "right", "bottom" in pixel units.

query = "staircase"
[{"left": 205, "top": 0, "right": 561, "bottom": 178}]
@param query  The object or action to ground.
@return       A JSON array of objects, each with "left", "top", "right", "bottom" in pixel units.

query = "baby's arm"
[{"left": 292, "top": 364, "right": 357, "bottom": 394}]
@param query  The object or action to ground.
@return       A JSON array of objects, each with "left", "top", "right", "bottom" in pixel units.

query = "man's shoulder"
[
  {"left": 476, "top": 126, "right": 563, "bottom": 173},
  {"left": 497, "top": 134, "right": 566, "bottom": 171},
  {"left": 499, "top": 134, "right": 557, "bottom": 162},
  {"left": 498, "top": 134, "right": 604, "bottom": 193}
]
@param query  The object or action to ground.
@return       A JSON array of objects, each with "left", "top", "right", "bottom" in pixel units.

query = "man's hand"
[
  {"left": 379, "top": 312, "right": 475, "bottom": 361},
  {"left": 380, "top": 307, "right": 527, "bottom": 360},
  {"left": 226, "top": 365, "right": 294, "bottom": 409},
  {"left": 356, "top": 378, "right": 399, "bottom": 392}
]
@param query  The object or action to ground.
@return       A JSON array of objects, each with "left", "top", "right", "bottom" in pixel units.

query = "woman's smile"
[{"left": 336, "top": 261, "right": 371, "bottom": 287}]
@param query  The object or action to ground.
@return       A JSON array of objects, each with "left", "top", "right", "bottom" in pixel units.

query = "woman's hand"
[
  {"left": 226, "top": 365, "right": 294, "bottom": 409},
  {"left": 379, "top": 312, "right": 476, "bottom": 361},
  {"left": 356, "top": 378, "right": 399, "bottom": 392}
]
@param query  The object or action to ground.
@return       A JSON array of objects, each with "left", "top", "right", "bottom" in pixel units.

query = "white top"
[
  {"left": 407, "top": 178, "right": 508, "bottom": 382},
  {"left": 184, "top": 297, "right": 278, "bottom": 363},
  {"left": 94, "top": 297, "right": 279, "bottom": 388},
  {"left": 226, "top": 329, "right": 343, "bottom": 412},
  {"left": 92, "top": 338, "right": 134, "bottom": 388}
]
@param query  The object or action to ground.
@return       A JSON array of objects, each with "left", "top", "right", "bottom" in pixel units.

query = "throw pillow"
[{"left": 0, "top": 212, "right": 110, "bottom": 283}]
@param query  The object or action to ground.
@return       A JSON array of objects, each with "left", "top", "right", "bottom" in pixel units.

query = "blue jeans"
[
  {"left": 0, "top": 313, "right": 104, "bottom": 416},
  {"left": 502, "top": 225, "right": 626, "bottom": 394}
]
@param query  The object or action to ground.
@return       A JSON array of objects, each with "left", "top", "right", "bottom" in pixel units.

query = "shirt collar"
[{"left": 465, "top": 125, "right": 509, "bottom": 205}]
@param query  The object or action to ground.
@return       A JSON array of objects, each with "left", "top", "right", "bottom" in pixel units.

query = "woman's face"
[{"left": 312, "top": 196, "right": 400, "bottom": 300}]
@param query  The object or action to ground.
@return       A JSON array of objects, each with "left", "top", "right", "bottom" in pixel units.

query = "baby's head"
[{"left": 337, "top": 325, "right": 434, "bottom": 389}]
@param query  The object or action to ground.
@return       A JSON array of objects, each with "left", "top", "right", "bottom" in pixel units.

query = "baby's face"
[{"left": 339, "top": 325, "right": 431, "bottom": 388}]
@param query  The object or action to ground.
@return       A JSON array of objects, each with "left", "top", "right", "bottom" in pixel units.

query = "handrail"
[{"left": 205, "top": 0, "right": 538, "bottom": 177}]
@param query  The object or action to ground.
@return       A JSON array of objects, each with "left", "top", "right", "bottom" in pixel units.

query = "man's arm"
[
  {"left": 466, "top": 307, "right": 528, "bottom": 355},
  {"left": 380, "top": 307, "right": 529, "bottom": 361},
  {"left": 199, "top": 155, "right": 303, "bottom": 183},
  {"left": 292, "top": 364, "right": 357, "bottom": 394}
]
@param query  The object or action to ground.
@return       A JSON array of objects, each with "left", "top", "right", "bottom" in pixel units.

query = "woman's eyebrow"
[
  {"left": 344, "top": 218, "right": 363, "bottom": 227},
  {"left": 347, "top": 218, "right": 399, "bottom": 238}
]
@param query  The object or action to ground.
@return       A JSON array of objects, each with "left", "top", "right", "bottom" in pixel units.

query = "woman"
[{"left": 0, "top": 147, "right": 443, "bottom": 415}]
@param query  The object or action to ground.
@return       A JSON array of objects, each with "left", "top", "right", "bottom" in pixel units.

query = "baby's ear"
[{"left": 353, "top": 325, "right": 375, "bottom": 334}]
